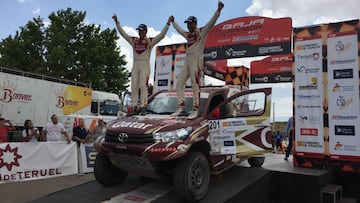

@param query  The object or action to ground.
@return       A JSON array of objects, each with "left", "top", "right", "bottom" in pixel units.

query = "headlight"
[{"left": 153, "top": 127, "right": 192, "bottom": 142}]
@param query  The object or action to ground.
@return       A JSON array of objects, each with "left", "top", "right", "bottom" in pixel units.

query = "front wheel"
[
  {"left": 94, "top": 153, "right": 128, "bottom": 186},
  {"left": 174, "top": 151, "right": 210, "bottom": 202}
]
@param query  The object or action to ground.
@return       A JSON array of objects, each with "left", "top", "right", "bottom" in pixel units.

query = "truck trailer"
[{"left": 0, "top": 67, "right": 121, "bottom": 132}]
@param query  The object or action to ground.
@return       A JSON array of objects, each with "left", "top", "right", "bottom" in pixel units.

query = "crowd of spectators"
[{"left": 0, "top": 114, "right": 106, "bottom": 144}]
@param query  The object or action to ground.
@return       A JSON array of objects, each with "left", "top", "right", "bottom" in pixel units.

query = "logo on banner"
[
  {"left": 335, "top": 41, "right": 351, "bottom": 55},
  {"left": 225, "top": 48, "right": 247, "bottom": 57},
  {"left": 159, "top": 58, "right": 169, "bottom": 70},
  {"left": 157, "top": 79, "right": 168, "bottom": 86},
  {"left": 334, "top": 141, "right": 357, "bottom": 151},
  {"left": 296, "top": 94, "right": 321, "bottom": 100},
  {"left": 334, "top": 125, "right": 355, "bottom": 136},
  {"left": 336, "top": 96, "right": 352, "bottom": 110},
  {"left": 222, "top": 120, "right": 246, "bottom": 127},
  {"left": 0, "top": 144, "right": 22, "bottom": 171},
  {"left": 298, "top": 116, "right": 321, "bottom": 125},
  {"left": 298, "top": 77, "right": 318, "bottom": 90},
  {"left": 332, "top": 84, "right": 355, "bottom": 92},
  {"left": 332, "top": 115, "right": 358, "bottom": 120},
  {"left": 296, "top": 66, "right": 320, "bottom": 74},
  {"left": 222, "top": 18, "right": 265, "bottom": 30},
  {"left": 254, "top": 77, "right": 268, "bottom": 82},
  {"left": 297, "top": 104, "right": 321, "bottom": 109},
  {"left": 258, "top": 46, "right": 283, "bottom": 54},
  {"left": 0, "top": 81, "right": 32, "bottom": 103},
  {"left": 203, "top": 51, "right": 218, "bottom": 59},
  {"left": 333, "top": 69, "right": 353, "bottom": 79},
  {"left": 330, "top": 59, "right": 356, "bottom": 65},
  {"left": 296, "top": 43, "right": 321, "bottom": 50},
  {"left": 274, "top": 75, "right": 291, "bottom": 82},
  {"left": 300, "top": 128, "right": 318, "bottom": 136},
  {"left": 334, "top": 142, "right": 343, "bottom": 150},
  {"left": 85, "top": 146, "right": 97, "bottom": 167},
  {"left": 297, "top": 53, "right": 320, "bottom": 61}
]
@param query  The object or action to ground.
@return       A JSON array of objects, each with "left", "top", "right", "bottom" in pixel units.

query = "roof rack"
[{"left": 0, "top": 67, "right": 89, "bottom": 87}]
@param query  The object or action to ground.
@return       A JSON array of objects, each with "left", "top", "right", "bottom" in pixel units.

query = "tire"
[
  {"left": 248, "top": 156, "right": 265, "bottom": 167},
  {"left": 174, "top": 151, "right": 210, "bottom": 202},
  {"left": 94, "top": 153, "right": 128, "bottom": 186}
]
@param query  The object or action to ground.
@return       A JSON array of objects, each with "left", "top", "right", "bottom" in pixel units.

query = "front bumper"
[{"left": 94, "top": 136, "right": 189, "bottom": 162}]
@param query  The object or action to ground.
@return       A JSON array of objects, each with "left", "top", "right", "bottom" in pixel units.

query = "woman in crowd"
[{"left": 22, "top": 119, "right": 39, "bottom": 142}]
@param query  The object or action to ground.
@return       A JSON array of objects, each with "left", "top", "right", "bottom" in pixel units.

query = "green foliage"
[{"left": 0, "top": 7, "right": 129, "bottom": 94}]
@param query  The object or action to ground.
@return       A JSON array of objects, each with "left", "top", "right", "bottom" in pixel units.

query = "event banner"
[
  {"left": 0, "top": 142, "right": 77, "bottom": 183},
  {"left": 327, "top": 31, "right": 360, "bottom": 157},
  {"left": 293, "top": 19, "right": 360, "bottom": 171},
  {"left": 204, "top": 16, "right": 292, "bottom": 61},
  {"left": 294, "top": 36, "right": 324, "bottom": 154},
  {"left": 250, "top": 54, "right": 293, "bottom": 83}
]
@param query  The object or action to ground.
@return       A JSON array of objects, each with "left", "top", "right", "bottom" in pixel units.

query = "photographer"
[{"left": 0, "top": 117, "right": 15, "bottom": 142}]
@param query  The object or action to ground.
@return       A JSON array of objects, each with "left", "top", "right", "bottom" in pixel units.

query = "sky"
[{"left": 1, "top": 0, "right": 360, "bottom": 121}]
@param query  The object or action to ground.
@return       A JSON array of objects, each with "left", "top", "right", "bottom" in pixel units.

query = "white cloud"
[
  {"left": 32, "top": 8, "right": 40, "bottom": 16},
  {"left": 17, "top": 0, "right": 26, "bottom": 3},
  {"left": 246, "top": 0, "right": 360, "bottom": 27}
]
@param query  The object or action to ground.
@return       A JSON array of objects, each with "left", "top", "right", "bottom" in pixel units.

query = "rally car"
[{"left": 94, "top": 86, "right": 272, "bottom": 202}]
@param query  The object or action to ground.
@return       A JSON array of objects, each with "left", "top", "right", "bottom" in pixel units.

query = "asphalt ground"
[{"left": 0, "top": 153, "right": 329, "bottom": 203}]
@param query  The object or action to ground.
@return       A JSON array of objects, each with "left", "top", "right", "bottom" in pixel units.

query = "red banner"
[
  {"left": 250, "top": 54, "right": 293, "bottom": 83},
  {"left": 204, "top": 16, "right": 292, "bottom": 61},
  {"left": 204, "top": 60, "right": 228, "bottom": 80}
]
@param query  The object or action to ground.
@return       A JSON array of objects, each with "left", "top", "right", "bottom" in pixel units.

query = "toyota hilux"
[{"left": 94, "top": 86, "right": 272, "bottom": 202}]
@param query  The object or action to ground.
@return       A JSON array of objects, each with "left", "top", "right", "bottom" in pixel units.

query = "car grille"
[{"left": 105, "top": 131, "right": 154, "bottom": 144}]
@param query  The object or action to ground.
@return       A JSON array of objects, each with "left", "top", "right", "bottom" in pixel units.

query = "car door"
[{"left": 207, "top": 88, "right": 272, "bottom": 157}]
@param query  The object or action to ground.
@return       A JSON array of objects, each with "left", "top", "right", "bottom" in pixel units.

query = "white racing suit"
[
  {"left": 173, "top": 10, "right": 220, "bottom": 109},
  {"left": 115, "top": 22, "right": 170, "bottom": 108}
]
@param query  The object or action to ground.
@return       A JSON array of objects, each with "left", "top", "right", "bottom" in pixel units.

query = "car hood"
[{"left": 106, "top": 114, "right": 203, "bottom": 134}]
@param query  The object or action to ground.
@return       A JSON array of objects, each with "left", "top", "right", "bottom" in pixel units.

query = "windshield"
[
  {"left": 99, "top": 101, "right": 119, "bottom": 116},
  {"left": 147, "top": 92, "right": 206, "bottom": 115}
]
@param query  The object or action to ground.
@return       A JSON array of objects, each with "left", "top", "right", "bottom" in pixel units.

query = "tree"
[
  {"left": 0, "top": 17, "right": 45, "bottom": 72},
  {"left": 0, "top": 8, "right": 129, "bottom": 93}
]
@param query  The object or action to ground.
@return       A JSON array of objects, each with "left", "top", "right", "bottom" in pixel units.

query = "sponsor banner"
[
  {"left": 79, "top": 143, "right": 97, "bottom": 173},
  {"left": 204, "top": 60, "right": 227, "bottom": 81},
  {"left": 327, "top": 30, "right": 360, "bottom": 157},
  {"left": 154, "top": 43, "right": 187, "bottom": 92},
  {"left": 293, "top": 19, "right": 360, "bottom": 171},
  {"left": 155, "top": 55, "right": 172, "bottom": 91},
  {"left": 0, "top": 142, "right": 77, "bottom": 184},
  {"left": 294, "top": 35, "right": 324, "bottom": 154},
  {"left": 250, "top": 54, "right": 293, "bottom": 83},
  {"left": 204, "top": 16, "right": 292, "bottom": 61}
]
